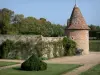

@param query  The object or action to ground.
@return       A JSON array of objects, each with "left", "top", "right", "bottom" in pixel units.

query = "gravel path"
[
  {"left": 0, "top": 52, "right": 100, "bottom": 75},
  {"left": 45, "top": 52, "right": 100, "bottom": 75}
]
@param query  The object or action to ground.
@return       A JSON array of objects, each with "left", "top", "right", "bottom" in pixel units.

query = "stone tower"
[{"left": 65, "top": 5, "right": 90, "bottom": 54}]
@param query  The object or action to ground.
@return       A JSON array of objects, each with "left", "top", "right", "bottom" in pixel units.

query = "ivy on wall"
[
  {"left": 35, "top": 40, "right": 64, "bottom": 59},
  {"left": 0, "top": 39, "right": 34, "bottom": 59},
  {"left": 63, "top": 37, "right": 76, "bottom": 56},
  {"left": 0, "top": 36, "right": 76, "bottom": 59}
]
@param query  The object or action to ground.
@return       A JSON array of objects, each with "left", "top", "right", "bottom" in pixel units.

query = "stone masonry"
[{"left": 65, "top": 5, "right": 90, "bottom": 54}]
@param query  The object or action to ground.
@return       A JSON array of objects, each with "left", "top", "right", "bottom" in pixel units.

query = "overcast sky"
[{"left": 0, "top": 0, "right": 100, "bottom": 25}]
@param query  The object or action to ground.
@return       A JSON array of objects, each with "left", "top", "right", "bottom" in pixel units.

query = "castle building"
[{"left": 65, "top": 5, "right": 90, "bottom": 54}]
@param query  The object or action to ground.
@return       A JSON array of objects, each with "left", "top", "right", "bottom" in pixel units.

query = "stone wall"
[
  {"left": 41, "top": 36, "right": 64, "bottom": 58},
  {"left": 0, "top": 35, "right": 64, "bottom": 59},
  {"left": 0, "top": 35, "right": 40, "bottom": 44}
]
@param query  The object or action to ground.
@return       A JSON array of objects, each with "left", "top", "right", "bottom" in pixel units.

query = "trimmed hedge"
[{"left": 21, "top": 54, "right": 47, "bottom": 71}]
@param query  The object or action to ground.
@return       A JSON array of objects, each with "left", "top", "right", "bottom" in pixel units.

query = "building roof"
[{"left": 66, "top": 5, "right": 90, "bottom": 30}]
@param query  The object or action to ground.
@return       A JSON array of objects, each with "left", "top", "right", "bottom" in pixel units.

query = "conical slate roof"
[{"left": 67, "top": 5, "right": 90, "bottom": 30}]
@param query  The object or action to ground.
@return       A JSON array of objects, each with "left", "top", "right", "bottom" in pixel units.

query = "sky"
[{"left": 0, "top": 0, "right": 100, "bottom": 25}]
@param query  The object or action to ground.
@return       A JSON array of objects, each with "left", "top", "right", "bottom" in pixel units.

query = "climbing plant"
[
  {"left": 0, "top": 39, "right": 34, "bottom": 59},
  {"left": 63, "top": 37, "right": 76, "bottom": 56},
  {"left": 0, "top": 39, "right": 14, "bottom": 58}
]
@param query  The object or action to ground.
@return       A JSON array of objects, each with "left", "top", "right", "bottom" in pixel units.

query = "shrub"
[
  {"left": 0, "top": 39, "right": 34, "bottom": 59},
  {"left": 63, "top": 37, "right": 76, "bottom": 56},
  {"left": 0, "top": 39, "right": 14, "bottom": 58},
  {"left": 21, "top": 54, "right": 47, "bottom": 71}
]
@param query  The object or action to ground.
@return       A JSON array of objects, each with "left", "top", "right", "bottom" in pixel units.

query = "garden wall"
[{"left": 0, "top": 35, "right": 64, "bottom": 59}]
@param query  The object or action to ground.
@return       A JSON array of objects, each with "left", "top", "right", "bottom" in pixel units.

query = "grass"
[
  {"left": 89, "top": 40, "right": 100, "bottom": 51},
  {"left": 0, "top": 64, "right": 81, "bottom": 75},
  {"left": 0, "top": 61, "right": 19, "bottom": 67},
  {"left": 80, "top": 64, "right": 100, "bottom": 75}
]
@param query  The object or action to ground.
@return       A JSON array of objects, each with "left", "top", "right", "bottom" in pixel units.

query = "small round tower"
[{"left": 65, "top": 5, "right": 90, "bottom": 54}]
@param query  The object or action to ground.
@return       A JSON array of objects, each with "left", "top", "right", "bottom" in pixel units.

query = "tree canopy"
[{"left": 0, "top": 8, "right": 65, "bottom": 37}]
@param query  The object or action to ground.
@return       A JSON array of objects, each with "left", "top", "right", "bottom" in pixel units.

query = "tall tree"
[{"left": 0, "top": 8, "right": 14, "bottom": 34}]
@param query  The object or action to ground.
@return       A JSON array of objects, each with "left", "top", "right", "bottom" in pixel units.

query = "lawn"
[
  {"left": 0, "top": 64, "right": 81, "bottom": 75},
  {"left": 89, "top": 40, "right": 100, "bottom": 51},
  {"left": 80, "top": 64, "right": 100, "bottom": 75},
  {"left": 0, "top": 61, "right": 19, "bottom": 67}
]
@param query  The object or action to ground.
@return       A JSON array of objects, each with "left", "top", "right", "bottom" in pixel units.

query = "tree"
[
  {"left": 0, "top": 8, "right": 65, "bottom": 36},
  {"left": 0, "top": 8, "right": 14, "bottom": 34},
  {"left": 18, "top": 17, "right": 39, "bottom": 34},
  {"left": 89, "top": 25, "right": 97, "bottom": 31},
  {"left": 13, "top": 14, "right": 24, "bottom": 23}
]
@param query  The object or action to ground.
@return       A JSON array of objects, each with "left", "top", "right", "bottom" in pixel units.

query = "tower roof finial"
[{"left": 75, "top": 0, "right": 77, "bottom": 7}]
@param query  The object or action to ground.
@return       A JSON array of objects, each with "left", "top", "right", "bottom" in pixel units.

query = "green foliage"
[
  {"left": 39, "top": 57, "right": 48, "bottom": 60},
  {"left": 35, "top": 37, "right": 77, "bottom": 58},
  {"left": 89, "top": 25, "right": 100, "bottom": 39},
  {"left": 0, "top": 8, "right": 65, "bottom": 37},
  {"left": 89, "top": 40, "right": 100, "bottom": 52},
  {"left": 35, "top": 40, "right": 64, "bottom": 59},
  {"left": 18, "top": 18, "right": 64, "bottom": 37},
  {"left": 52, "top": 40, "right": 64, "bottom": 57},
  {"left": 63, "top": 37, "right": 76, "bottom": 56},
  {"left": 89, "top": 24, "right": 100, "bottom": 31},
  {"left": 96, "top": 32, "right": 100, "bottom": 40},
  {"left": 0, "top": 39, "right": 14, "bottom": 58},
  {"left": 0, "top": 38, "right": 63, "bottom": 59},
  {"left": 0, "top": 39, "right": 34, "bottom": 59},
  {"left": 15, "top": 40, "right": 34, "bottom": 59},
  {"left": 89, "top": 31, "right": 100, "bottom": 40},
  {"left": 0, "top": 8, "right": 14, "bottom": 34},
  {"left": 21, "top": 54, "right": 47, "bottom": 71},
  {"left": 0, "top": 37, "right": 76, "bottom": 59}
]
